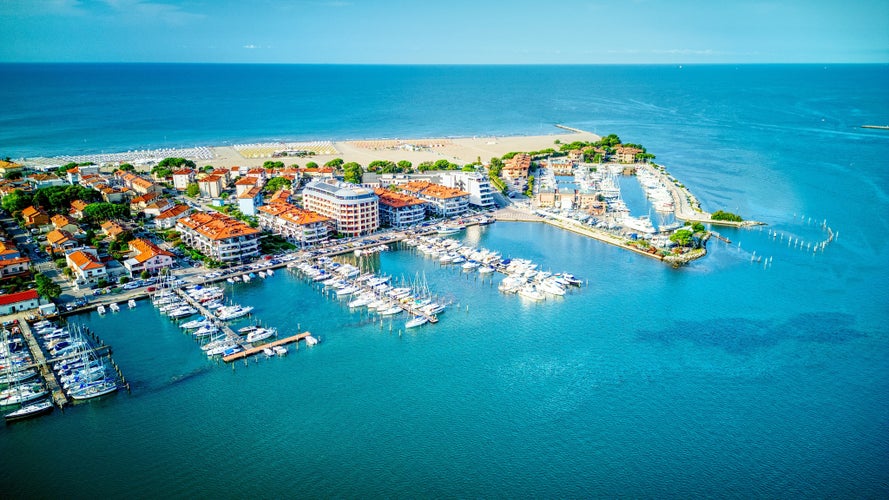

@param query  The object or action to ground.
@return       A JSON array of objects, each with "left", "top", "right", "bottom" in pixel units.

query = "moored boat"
[
  {"left": 405, "top": 316, "right": 428, "bottom": 329},
  {"left": 4, "top": 399, "right": 53, "bottom": 423}
]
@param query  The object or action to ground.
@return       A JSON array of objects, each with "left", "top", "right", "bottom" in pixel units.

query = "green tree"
[
  {"left": 305, "top": 161, "right": 319, "bottom": 169},
  {"left": 432, "top": 159, "right": 450, "bottom": 171},
  {"left": 264, "top": 176, "right": 292, "bottom": 193},
  {"left": 417, "top": 161, "right": 434, "bottom": 172},
  {"left": 82, "top": 203, "right": 131, "bottom": 224},
  {"left": 186, "top": 182, "right": 200, "bottom": 198},
  {"left": 157, "top": 157, "right": 196, "bottom": 169},
  {"left": 34, "top": 273, "right": 62, "bottom": 299},
  {"left": 140, "top": 270, "right": 150, "bottom": 280},
  {"left": 118, "top": 276, "right": 130, "bottom": 285},
  {"left": 711, "top": 210, "right": 743, "bottom": 222},
  {"left": 342, "top": 162, "right": 363, "bottom": 184},
  {"left": 324, "top": 158, "right": 344, "bottom": 169},
  {"left": 1, "top": 189, "right": 33, "bottom": 214},
  {"left": 3, "top": 171, "right": 22, "bottom": 180},
  {"left": 670, "top": 229, "right": 694, "bottom": 247},
  {"left": 461, "top": 164, "right": 476, "bottom": 172},
  {"left": 397, "top": 160, "right": 412, "bottom": 172},
  {"left": 151, "top": 165, "right": 173, "bottom": 179},
  {"left": 118, "top": 163, "right": 135, "bottom": 172}
]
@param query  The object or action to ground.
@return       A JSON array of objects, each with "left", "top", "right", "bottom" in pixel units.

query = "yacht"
[
  {"left": 4, "top": 399, "right": 53, "bottom": 422},
  {"left": 108, "top": 303, "right": 120, "bottom": 312},
  {"left": 517, "top": 284, "right": 545, "bottom": 301},
  {"left": 96, "top": 304, "right": 106, "bottom": 315},
  {"left": 246, "top": 327, "right": 276, "bottom": 343},
  {"left": 405, "top": 316, "right": 428, "bottom": 329},
  {"left": 216, "top": 305, "right": 254, "bottom": 321},
  {"left": 69, "top": 380, "right": 118, "bottom": 400},
  {"left": 128, "top": 299, "right": 137, "bottom": 309}
]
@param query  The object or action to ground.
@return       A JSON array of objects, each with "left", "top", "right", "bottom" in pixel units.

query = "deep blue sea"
[{"left": 1, "top": 64, "right": 888, "bottom": 498}]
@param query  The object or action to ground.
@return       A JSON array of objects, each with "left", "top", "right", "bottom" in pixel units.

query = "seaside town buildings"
[
  {"left": 438, "top": 172, "right": 496, "bottom": 209},
  {"left": 122, "top": 238, "right": 174, "bottom": 276},
  {"left": 65, "top": 247, "right": 108, "bottom": 288},
  {"left": 176, "top": 211, "right": 261, "bottom": 263},
  {"left": 302, "top": 179, "right": 379, "bottom": 237},
  {"left": 399, "top": 181, "right": 470, "bottom": 218},
  {"left": 171, "top": 168, "right": 195, "bottom": 191},
  {"left": 257, "top": 202, "right": 331, "bottom": 247},
  {"left": 373, "top": 188, "right": 426, "bottom": 228}
]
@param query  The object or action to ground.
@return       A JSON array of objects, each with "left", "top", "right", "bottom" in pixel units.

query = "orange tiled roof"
[
  {"left": 268, "top": 189, "right": 291, "bottom": 203},
  {"left": 130, "top": 192, "right": 159, "bottom": 204},
  {"left": 400, "top": 181, "right": 468, "bottom": 200},
  {"left": 235, "top": 177, "right": 258, "bottom": 186},
  {"left": 237, "top": 186, "right": 263, "bottom": 199},
  {"left": 128, "top": 238, "right": 173, "bottom": 263},
  {"left": 178, "top": 211, "right": 259, "bottom": 240},
  {"left": 22, "top": 206, "right": 41, "bottom": 218},
  {"left": 172, "top": 168, "right": 194, "bottom": 176},
  {"left": 258, "top": 202, "right": 330, "bottom": 226},
  {"left": 70, "top": 199, "right": 89, "bottom": 212},
  {"left": 155, "top": 204, "right": 190, "bottom": 220},
  {"left": 199, "top": 174, "right": 222, "bottom": 184},
  {"left": 374, "top": 188, "right": 425, "bottom": 208},
  {"left": 46, "top": 229, "right": 75, "bottom": 245},
  {"left": 68, "top": 250, "right": 104, "bottom": 271},
  {"left": 50, "top": 214, "right": 76, "bottom": 228},
  {"left": 0, "top": 256, "right": 30, "bottom": 268},
  {"left": 101, "top": 220, "right": 125, "bottom": 237}
]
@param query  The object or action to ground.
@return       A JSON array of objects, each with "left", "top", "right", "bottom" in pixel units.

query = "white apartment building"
[{"left": 439, "top": 172, "right": 496, "bottom": 208}]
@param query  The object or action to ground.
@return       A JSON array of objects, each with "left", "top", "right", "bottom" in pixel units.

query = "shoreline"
[{"left": 18, "top": 127, "right": 600, "bottom": 169}]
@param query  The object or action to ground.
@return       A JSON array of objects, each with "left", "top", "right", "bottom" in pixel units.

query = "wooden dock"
[
  {"left": 173, "top": 289, "right": 249, "bottom": 350},
  {"left": 222, "top": 332, "right": 311, "bottom": 363},
  {"left": 16, "top": 317, "right": 69, "bottom": 408}
]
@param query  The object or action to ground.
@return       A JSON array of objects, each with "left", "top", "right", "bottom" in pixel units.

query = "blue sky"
[{"left": 1, "top": 0, "right": 887, "bottom": 63}]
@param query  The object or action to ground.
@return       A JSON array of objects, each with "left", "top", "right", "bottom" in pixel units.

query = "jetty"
[
  {"left": 17, "top": 318, "right": 68, "bottom": 408},
  {"left": 222, "top": 332, "right": 311, "bottom": 363},
  {"left": 172, "top": 289, "right": 249, "bottom": 350}
]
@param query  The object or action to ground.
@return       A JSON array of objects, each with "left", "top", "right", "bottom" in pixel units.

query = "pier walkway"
[
  {"left": 222, "top": 332, "right": 310, "bottom": 363},
  {"left": 16, "top": 317, "right": 69, "bottom": 408},
  {"left": 173, "top": 289, "right": 249, "bottom": 351}
]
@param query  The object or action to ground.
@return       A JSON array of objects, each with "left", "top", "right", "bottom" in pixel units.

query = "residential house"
[
  {"left": 0, "top": 240, "right": 22, "bottom": 261},
  {"left": 46, "top": 229, "right": 78, "bottom": 253},
  {"left": 197, "top": 174, "right": 224, "bottom": 198},
  {"left": 27, "top": 173, "right": 66, "bottom": 189},
  {"left": 130, "top": 192, "right": 160, "bottom": 210},
  {"left": 0, "top": 160, "right": 24, "bottom": 178},
  {"left": 142, "top": 198, "right": 175, "bottom": 218},
  {"left": 257, "top": 202, "right": 331, "bottom": 247},
  {"left": 21, "top": 206, "right": 50, "bottom": 227},
  {"left": 302, "top": 179, "right": 379, "bottom": 237},
  {"left": 154, "top": 204, "right": 190, "bottom": 230},
  {"left": 237, "top": 186, "right": 264, "bottom": 216},
  {"left": 66, "top": 247, "right": 107, "bottom": 288},
  {"left": 50, "top": 214, "right": 80, "bottom": 234},
  {"left": 268, "top": 189, "right": 291, "bottom": 204},
  {"left": 123, "top": 238, "right": 174, "bottom": 277},
  {"left": 65, "top": 165, "right": 100, "bottom": 184},
  {"left": 234, "top": 176, "right": 260, "bottom": 197},
  {"left": 615, "top": 146, "right": 644, "bottom": 164},
  {"left": 69, "top": 199, "right": 90, "bottom": 219},
  {"left": 0, "top": 257, "right": 31, "bottom": 281},
  {"left": 171, "top": 168, "right": 195, "bottom": 191},
  {"left": 101, "top": 220, "right": 126, "bottom": 239},
  {"left": 0, "top": 290, "right": 41, "bottom": 315},
  {"left": 503, "top": 154, "right": 531, "bottom": 180},
  {"left": 245, "top": 168, "right": 267, "bottom": 182},
  {"left": 176, "top": 212, "right": 261, "bottom": 263},
  {"left": 374, "top": 188, "right": 426, "bottom": 228}
]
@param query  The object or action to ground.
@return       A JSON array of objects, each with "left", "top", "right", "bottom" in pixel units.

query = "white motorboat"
[
  {"left": 246, "top": 328, "right": 276, "bottom": 343},
  {"left": 96, "top": 304, "right": 106, "bottom": 315},
  {"left": 128, "top": 299, "right": 137, "bottom": 309},
  {"left": 405, "top": 316, "right": 428, "bottom": 329},
  {"left": 518, "top": 284, "right": 545, "bottom": 301},
  {"left": 305, "top": 335, "right": 319, "bottom": 346},
  {"left": 273, "top": 345, "right": 288, "bottom": 356},
  {"left": 263, "top": 347, "right": 275, "bottom": 357},
  {"left": 109, "top": 303, "right": 120, "bottom": 312}
]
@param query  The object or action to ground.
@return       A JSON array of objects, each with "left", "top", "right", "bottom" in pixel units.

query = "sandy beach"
[{"left": 208, "top": 130, "right": 600, "bottom": 169}]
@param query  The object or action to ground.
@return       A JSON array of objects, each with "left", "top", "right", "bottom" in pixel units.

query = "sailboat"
[{"left": 4, "top": 399, "right": 53, "bottom": 422}]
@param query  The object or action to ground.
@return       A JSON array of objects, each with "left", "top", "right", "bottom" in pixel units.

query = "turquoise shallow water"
[{"left": 1, "top": 64, "right": 888, "bottom": 497}]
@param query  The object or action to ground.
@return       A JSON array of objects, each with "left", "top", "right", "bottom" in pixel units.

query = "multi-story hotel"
[
  {"left": 303, "top": 179, "right": 379, "bottom": 236},
  {"left": 176, "top": 211, "right": 260, "bottom": 263},
  {"left": 257, "top": 202, "right": 331, "bottom": 247},
  {"left": 374, "top": 188, "right": 426, "bottom": 228}
]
